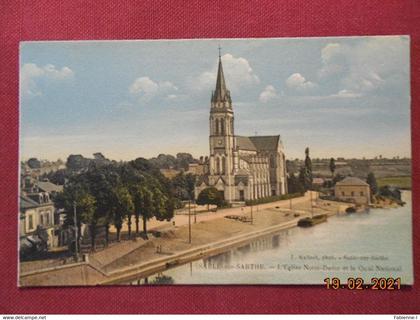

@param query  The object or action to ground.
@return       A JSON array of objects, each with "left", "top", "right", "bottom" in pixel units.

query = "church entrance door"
[
  {"left": 239, "top": 190, "right": 245, "bottom": 201},
  {"left": 218, "top": 191, "right": 225, "bottom": 200}
]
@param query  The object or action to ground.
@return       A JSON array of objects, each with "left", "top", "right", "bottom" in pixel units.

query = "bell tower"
[{"left": 208, "top": 49, "right": 236, "bottom": 201}]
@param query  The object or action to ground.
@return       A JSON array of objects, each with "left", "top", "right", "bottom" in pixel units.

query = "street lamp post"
[
  {"left": 310, "top": 190, "right": 314, "bottom": 218},
  {"left": 188, "top": 199, "right": 192, "bottom": 244},
  {"left": 194, "top": 199, "right": 197, "bottom": 224},
  {"left": 73, "top": 200, "right": 79, "bottom": 262}
]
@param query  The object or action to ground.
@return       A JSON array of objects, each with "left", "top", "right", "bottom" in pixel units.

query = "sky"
[{"left": 20, "top": 36, "right": 411, "bottom": 161}]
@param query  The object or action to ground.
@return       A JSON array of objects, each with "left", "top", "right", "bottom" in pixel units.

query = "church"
[{"left": 194, "top": 53, "right": 288, "bottom": 203}]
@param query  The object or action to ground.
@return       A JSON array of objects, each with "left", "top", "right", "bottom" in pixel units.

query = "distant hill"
[{"left": 287, "top": 158, "right": 411, "bottom": 179}]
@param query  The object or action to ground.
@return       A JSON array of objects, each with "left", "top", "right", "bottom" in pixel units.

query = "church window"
[
  {"left": 222, "top": 157, "right": 226, "bottom": 174},
  {"left": 28, "top": 215, "right": 33, "bottom": 230},
  {"left": 221, "top": 120, "right": 225, "bottom": 135},
  {"left": 215, "top": 119, "right": 219, "bottom": 135},
  {"left": 216, "top": 158, "right": 221, "bottom": 174},
  {"left": 270, "top": 155, "right": 276, "bottom": 168}
]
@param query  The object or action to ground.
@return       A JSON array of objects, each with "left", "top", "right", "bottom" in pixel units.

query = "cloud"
[
  {"left": 20, "top": 63, "right": 74, "bottom": 97},
  {"left": 285, "top": 73, "right": 317, "bottom": 92},
  {"left": 318, "top": 37, "right": 409, "bottom": 95},
  {"left": 329, "top": 89, "right": 362, "bottom": 98},
  {"left": 192, "top": 53, "right": 260, "bottom": 92},
  {"left": 129, "top": 77, "right": 178, "bottom": 100},
  {"left": 259, "top": 85, "right": 277, "bottom": 103}
]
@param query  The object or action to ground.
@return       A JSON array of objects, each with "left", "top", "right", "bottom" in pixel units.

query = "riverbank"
[{"left": 20, "top": 192, "right": 351, "bottom": 286}]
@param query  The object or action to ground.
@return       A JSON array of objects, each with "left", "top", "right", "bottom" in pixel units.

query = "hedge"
[{"left": 245, "top": 192, "right": 304, "bottom": 206}]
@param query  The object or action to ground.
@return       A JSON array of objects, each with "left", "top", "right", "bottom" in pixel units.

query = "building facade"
[
  {"left": 334, "top": 177, "right": 371, "bottom": 205},
  {"left": 195, "top": 54, "right": 288, "bottom": 203},
  {"left": 20, "top": 193, "right": 57, "bottom": 247}
]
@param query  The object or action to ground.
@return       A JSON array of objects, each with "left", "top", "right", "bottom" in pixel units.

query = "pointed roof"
[
  {"left": 212, "top": 54, "right": 231, "bottom": 104},
  {"left": 236, "top": 135, "right": 280, "bottom": 152},
  {"left": 336, "top": 177, "right": 369, "bottom": 186}
]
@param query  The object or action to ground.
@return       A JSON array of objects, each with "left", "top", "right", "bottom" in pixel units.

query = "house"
[
  {"left": 36, "top": 180, "right": 63, "bottom": 195},
  {"left": 19, "top": 193, "right": 57, "bottom": 248},
  {"left": 334, "top": 177, "right": 371, "bottom": 205}
]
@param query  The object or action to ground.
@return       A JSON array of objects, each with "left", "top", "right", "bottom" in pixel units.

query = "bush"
[
  {"left": 245, "top": 192, "right": 303, "bottom": 206},
  {"left": 346, "top": 207, "right": 356, "bottom": 213}
]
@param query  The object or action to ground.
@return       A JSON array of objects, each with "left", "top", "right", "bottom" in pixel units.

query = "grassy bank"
[{"left": 377, "top": 176, "right": 411, "bottom": 189}]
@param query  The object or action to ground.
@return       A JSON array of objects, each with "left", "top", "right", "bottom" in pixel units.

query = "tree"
[
  {"left": 287, "top": 174, "right": 304, "bottom": 194},
  {"left": 27, "top": 158, "right": 41, "bottom": 169},
  {"left": 54, "top": 179, "right": 96, "bottom": 252},
  {"left": 332, "top": 173, "right": 345, "bottom": 186},
  {"left": 66, "top": 154, "right": 90, "bottom": 171},
  {"left": 172, "top": 172, "right": 196, "bottom": 201},
  {"left": 113, "top": 185, "right": 133, "bottom": 242},
  {"left": 366, "top": 172, "right": 378, "bottom": 195},
  {"left": 197, "top": 187, "right": 222, "bottom": 210},
  {"left": 329, "top": 158, "right": 336, "bottom": 177},
  {"left": 176, "top": 152, "right": 194, "bottom": 170},
  {"left": 299, "top": 147, "right": 313, "bottom": 191}
]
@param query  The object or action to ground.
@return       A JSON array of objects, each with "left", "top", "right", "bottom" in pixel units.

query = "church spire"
[{"left": 212, "top": 47, "right": 231, "bottom": 104}]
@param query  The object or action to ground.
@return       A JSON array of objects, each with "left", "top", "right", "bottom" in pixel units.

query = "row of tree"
[{"left": 54, "top": 158, "right": 196, "bottom": 250}]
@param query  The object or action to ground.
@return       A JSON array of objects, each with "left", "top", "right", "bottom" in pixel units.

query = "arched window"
[
  {"left": 270, "top": 155, "right": 276, "bottom": 168},
  {"left": 222, "top": 157, "right": 226, "bottom": 175},
  {"left": 216, "top": 157, "right": 221, "bottom": 174},
  {"left": 215, "top": 119, "right": 219, "bottom": 135},
  {"left": 221, "top": 120, "right": 225, "bottom": 135}
]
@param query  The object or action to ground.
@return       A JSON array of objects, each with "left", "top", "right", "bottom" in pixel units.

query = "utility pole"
[
  {"left": 310, "top": 191, "right": 314, "bottom": 218},
  {"left": 194, "top": 200, "right": 197, "bottom": 224},
  {"left": 73, "top": 200, "right": 79, "bottom": 262},
  {"left": 188, "top": 199, "right": 192, "bottom": 244}
]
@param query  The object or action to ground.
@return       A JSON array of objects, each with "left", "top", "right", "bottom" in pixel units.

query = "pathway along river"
[{"left": 127, "top": 191, "right": 413, "bottom": 285}]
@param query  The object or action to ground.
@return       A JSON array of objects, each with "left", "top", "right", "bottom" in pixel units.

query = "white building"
[{"left": 195, "top": 53, "right": 288, "bottom": 203}]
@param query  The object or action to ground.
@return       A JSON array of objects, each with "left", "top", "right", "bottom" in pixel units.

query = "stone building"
[
  {"left": 195, "top": 53, "right": 288, "bottom": 203},
  {"left": 334, "top": 177, "right": 371, "bottom": 205},
  {"left": 19, "top": 193, "right": 57, "bottom": 247}
]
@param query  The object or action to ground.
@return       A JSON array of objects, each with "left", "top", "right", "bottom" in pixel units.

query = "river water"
[{"left": 131, "top": 191, "right": 413, "bottom": 285}]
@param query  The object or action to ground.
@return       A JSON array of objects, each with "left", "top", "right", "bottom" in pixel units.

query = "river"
[{"left": 129, "top": 191, "right": 413, "bottom": 285}]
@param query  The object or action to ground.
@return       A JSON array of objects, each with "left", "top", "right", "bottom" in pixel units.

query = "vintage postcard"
[{"left": 19, "top": 37, "right": 412, "bottom": 286}]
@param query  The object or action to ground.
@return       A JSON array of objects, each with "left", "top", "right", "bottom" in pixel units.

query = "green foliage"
[
  {"left": 150, "top": 275, "right": 175, "bottom": 285},
  {"left": 377, "top": 176, "right": 411, "bottom": 190},
  {"left": 66, "top": 154, "right": 90, "bottom": 171},
  {"left": 197, "top": 187, "right": 223, "bottom": 207},
  {"left": 171, "top": 172, "right": 196, "bottom": 200},
  {"left": 366, "top": 172, "right": 378, "bottom": 195},
  {"left": 287, "top": 174, "right": 305, "bottom": 194},
  {"left": 54, "top": 179, "right": 97, "bottom": 226},
  {"left": 332, "top": 173, "right": 345, "bottom": 186},
  {"left": 113, "top": 185, "right": 133, "bottom": 227},
  {"left": 55, "top": 159, "right": 175, "bottom": 247},
  {"left": 27, "top": 157, "right": 41, "bottom": 169},
  {"left": 148, "top": 153, "right": 197, "bottom": 171},
  {"left": 379, "top": 186, "right": 402, "bottom": 202},
  {"left": 245, "top": 192, "right": 303, "bottom": 206},
  {"left": 298, "top": 147, "right": 313, "bottom": 191}
]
